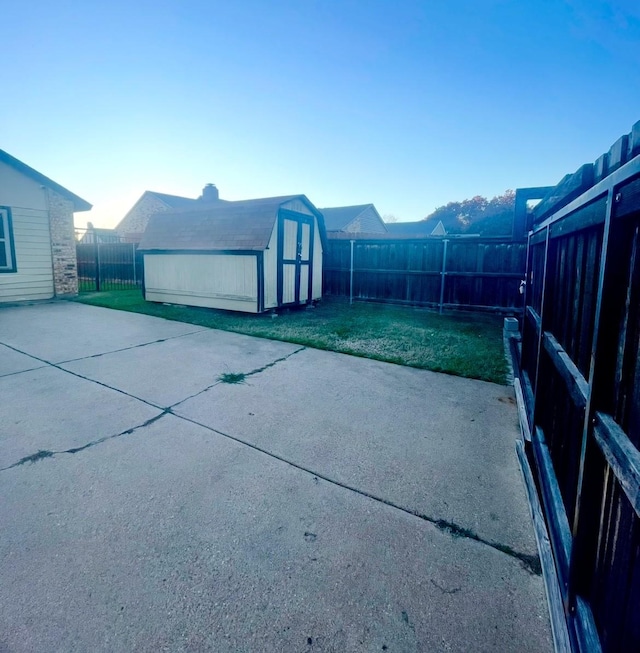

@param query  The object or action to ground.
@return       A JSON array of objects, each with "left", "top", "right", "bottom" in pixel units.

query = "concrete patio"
[{"left": 0, "top": 301, "right": 551, "bottom": 652}]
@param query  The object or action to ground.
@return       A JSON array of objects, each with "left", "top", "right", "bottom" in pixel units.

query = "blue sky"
[{"left": 2, "top": 0, "right": 639, "bottom": 227}]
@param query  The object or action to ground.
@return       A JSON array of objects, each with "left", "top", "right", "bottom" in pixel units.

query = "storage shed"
[{"left": 138, "top": 195, "right": 325, "bottom": 313}]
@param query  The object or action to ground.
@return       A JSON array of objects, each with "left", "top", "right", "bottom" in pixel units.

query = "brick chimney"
[{"left": 200, "top": 183, "right": 219, "bottom": 202}]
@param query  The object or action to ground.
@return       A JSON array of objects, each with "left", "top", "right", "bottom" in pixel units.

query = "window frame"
[{"left": 0, "top": 206, "right": 17, "bottom": 273}]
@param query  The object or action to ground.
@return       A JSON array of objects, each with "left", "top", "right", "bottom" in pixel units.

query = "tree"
[
  {"left": 422, "top": 190, "right": 515, "bottom": 236},
  {"left": 383, "top": 214, "right": 398, "bottom": 223}
]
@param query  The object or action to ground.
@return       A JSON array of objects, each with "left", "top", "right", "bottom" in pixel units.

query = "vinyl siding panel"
[
  {"left": 345, "top": 205, "right": 387, "bottom": 234},
  {"left": 144, "top": 253, "right": 259, "bottom": 313},
  {"left": 0, "top": 208, "right": 54, "bottom": 303}
]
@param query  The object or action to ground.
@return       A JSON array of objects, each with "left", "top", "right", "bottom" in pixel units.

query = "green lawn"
[{"left": 74, "top": 290, "right": 507, "bottom": 384}]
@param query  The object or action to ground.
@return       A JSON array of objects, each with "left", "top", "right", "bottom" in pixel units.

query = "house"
[
  {"left": 0, "top": 149, "right": 91, "bottom": 303},
  {"left": 138, "top": 195, "right": 326, "bottom": 313},
  {"left": 386, "top": 220, "right": 447, "bottom": 237},
  {"left": 79, "top": 222, "right": 120, "bottom": 244},
  {"left": 319, "top": 204, "right": 387, "bottom": 234},
  {"left": 116, "top": 184, "right": 222, "bottom": 242}
]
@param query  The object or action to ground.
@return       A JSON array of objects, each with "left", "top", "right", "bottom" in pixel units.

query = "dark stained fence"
[
  {"left": 516, "top": 155, "right": 640, "bottom": 652},
  {"left": 323, "top": 237, "right": 527, "bottom": 312},
  {"left": 76, "top": 231, "right": 143, "bottom": 292}
]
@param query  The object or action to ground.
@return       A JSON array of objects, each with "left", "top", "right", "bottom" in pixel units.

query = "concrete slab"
[
  {"left": 0, "top": 301, "right": 203, "bottom": 363},
  {"left": 0, "top": 365, "right": 160, "bottom": 468},
  {"left": 0, "top": 414, "right": 551, "bottom": 653},
  {"left": 175, "top": 347, "right": 537, "bottom": 557},
  {"left": 0, "top": 343, "right": 45, "bottom": 377},
  {"left": 0, "top": 302, "right": 551, "bottom": 651},
  {"left": 60, "top": 329, "right": 303, "bottom": 408}
]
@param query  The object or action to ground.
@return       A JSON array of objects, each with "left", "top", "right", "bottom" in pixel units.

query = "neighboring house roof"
[
  {"left": 139, "top": 195, "right": 324, "bottom": 252},
  {"left": 0, "top": 149, "right": 92, "bottom": 212},
  {"left": 144, "top": 191, "right": 202, "bottom": 210},
  {"left": 79, "top": 226, "right": 120, "bottom": 244},
  {"left": 319, "top": 204, "right": 387, "bottom": 233},
  {"left": 386, "top": 221, "right": 441, "bottom": 236}
]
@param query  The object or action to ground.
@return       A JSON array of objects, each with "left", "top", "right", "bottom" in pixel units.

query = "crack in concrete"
[
  {"left": 0, "top": 343, "right": 165, "bottom": 410},
  {"left": 174, "top": 413, "right": 543, "bottom": 576},
  {"left": 170, "top": 346, "right": 306, "bottom": 408},
  {"left": 2, "top": 341, "right": 540, "bottom": 575},
  {"left": 55, "top": 329, "right": 206, "bottom": 364},
  {"left": 1, "top": 411, "right": 169, "bottom": 471},
  {"left": 0, "top": 365, "right": 48, "bottom": 380}
]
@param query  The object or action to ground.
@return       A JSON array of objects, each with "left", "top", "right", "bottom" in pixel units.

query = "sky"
[{"left": 2, "top": 0, "right": 640, "bottom": 227}]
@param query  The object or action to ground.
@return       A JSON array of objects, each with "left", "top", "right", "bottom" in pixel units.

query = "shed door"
[{"left": 278, "top": 212, "right": 314, "bottom": 306}]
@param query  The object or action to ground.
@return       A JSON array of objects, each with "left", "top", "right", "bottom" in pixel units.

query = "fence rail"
[
  {"left": 515, "top": 150, "right": 640, "bottom": 652},
  {"left": 323, "top": 237, "right": 527, "bottom": 312},
  {"left": 75, "top": 229, "right": 143, "bottom": 291}
]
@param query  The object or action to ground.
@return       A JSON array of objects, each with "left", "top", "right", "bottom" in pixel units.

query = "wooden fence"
[
  {"left": 514, "top": 125, "right": 640, "bottom": 652},
  {"left": 323, "top": 237, "right": 527, "bottom": 312}
]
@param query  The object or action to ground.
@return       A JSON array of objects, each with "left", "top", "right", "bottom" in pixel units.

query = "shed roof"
[
  {"left": 0, "top": 149, "right": 92, "bottom": 212},
  {"left": 139, "top": 195, "right": 320, "bottom": 252},
  {"left": 319, "top": 204, "right": 372, "bottom": 231}
]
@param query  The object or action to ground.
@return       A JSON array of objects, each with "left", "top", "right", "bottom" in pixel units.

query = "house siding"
[
  {"left": 345, "top": 205, "right": 387, "bottom": 234},
  {"left": 144, "top": 253, "right": 259, "bottom": 313},
  {"left": 0, "top": 161, "right": 54, "bottom": 302}
]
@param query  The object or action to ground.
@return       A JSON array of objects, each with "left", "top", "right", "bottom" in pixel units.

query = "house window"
[{"left": 0, "top": 207, "right": 17, "bottom": 273}]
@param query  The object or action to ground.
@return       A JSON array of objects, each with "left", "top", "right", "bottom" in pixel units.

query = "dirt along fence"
[
  {"left": 323, "top": 235, "right": 527, "bottom": 313},
  {"left": 75, "top": 228, "right": 143, "bottom": 292},
  {"left": 513, "top": 121, "right": 640, "bottom": 653}
]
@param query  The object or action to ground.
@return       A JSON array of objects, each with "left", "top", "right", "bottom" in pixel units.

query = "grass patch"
[
  {"left": 218, "top": 372, "right": 247, "bottom": 384},
  {"left": 74, "top": 290, "right": 508, "bottom": 384}
]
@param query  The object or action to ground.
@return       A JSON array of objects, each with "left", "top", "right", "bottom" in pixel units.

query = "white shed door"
[{"left": 278, "top": 212, "right": 314, "bottom": 306}]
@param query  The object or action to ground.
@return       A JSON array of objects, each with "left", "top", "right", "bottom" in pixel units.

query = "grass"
[{"left": 74, "top": 290, "right": 508, "bottom": 384}]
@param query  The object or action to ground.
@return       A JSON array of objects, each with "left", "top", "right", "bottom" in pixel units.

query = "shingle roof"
[
  {"left": 319, "top": 204, "right": 370, "bottom": 231},
  {"left": 148, "top": 191, "right": 201, "bottom": 209},
  {"left": 386, "top": 221, "right": 436, "bottom": 235},
  {"left": 0, "top": 149, "right": 92, "bottom": 212},
  {"left": 138, "top": 195, "right": 314, "bottom": 252}
]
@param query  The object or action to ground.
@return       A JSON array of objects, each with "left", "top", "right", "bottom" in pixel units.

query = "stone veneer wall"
[
  {"left": 116, "top": 193, "right": 172, "bottom": 239},
  {"left": 47, "top": 189, "right": 78, "bottom": 296}
]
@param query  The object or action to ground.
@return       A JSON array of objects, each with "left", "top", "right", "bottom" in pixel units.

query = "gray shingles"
[{"left": 138, "top": 196, "right": 303, "bottom": 251}]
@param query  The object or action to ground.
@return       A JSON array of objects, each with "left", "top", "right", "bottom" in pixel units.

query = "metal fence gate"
[
  {"left": 75, "top": 229, "right": 143, "bottom": 291},
  {"left": 514, "top": 146, "right": 640, "bottom": 652}
]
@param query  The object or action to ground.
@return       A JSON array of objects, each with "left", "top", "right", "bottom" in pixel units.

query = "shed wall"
[
  {"left": 144, "top": 253, "right": 258, "bottom": 313},
  {"left": 281, "top": 199, "right": 313, "bottom": 216},
  {"left": 263, "top": 226, "right": 278, "bottom": 309},
  {"left": 312, "top": 224, "right": 322, "bottom": 299},
  {"left": 0, "top": 161, "right": 54, "bottom": 302}
]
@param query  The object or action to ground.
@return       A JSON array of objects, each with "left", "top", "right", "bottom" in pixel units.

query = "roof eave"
[{"left": 0, "top": 149, "right": 92, "bottom": 212}]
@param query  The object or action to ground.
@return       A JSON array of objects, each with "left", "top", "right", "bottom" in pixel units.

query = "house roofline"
[{"left": 0, "top": 149, "right": 92, "bottom": 212}]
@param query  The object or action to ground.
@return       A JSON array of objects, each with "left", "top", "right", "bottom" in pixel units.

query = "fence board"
[
  {"left": 323, "top": 237, "right": 526, "bottom": 312},
  {"left": 515, "top": 146, "right": 640, "bottom": 652}
]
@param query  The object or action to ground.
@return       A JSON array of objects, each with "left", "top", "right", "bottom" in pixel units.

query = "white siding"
[
  {"left": 263, "top": 226, "right": 278, "bottom": 309},
  {"left": 281, "top": 199, "right": 313, "bottom": 216},
  {"left": 144, "top": 254, "right": 258, "bottom": 313},
  {"left": 345, "top": 205, "right": 387, "bottom": 234},
  {"left": 0, "top": 162, "right": 54, "bottom": 302},
  {"left": 312, "top": 223, "right": 323, "bottom": 299}
]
